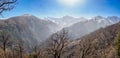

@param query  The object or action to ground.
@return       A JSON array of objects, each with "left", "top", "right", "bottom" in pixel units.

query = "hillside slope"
[
  {"left": 65, "top": 16, "right": 120, "bottom": 39},
  {"left": 66, "top": 22, "right": 120, "bottom": 58},
  {"left": 0, "top": 15, "right": 59, "bottom": 45}
]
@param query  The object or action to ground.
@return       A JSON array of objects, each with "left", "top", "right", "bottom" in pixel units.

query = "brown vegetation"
[{"left": 0, "top": 22, "right": 120, "bottom": 58}]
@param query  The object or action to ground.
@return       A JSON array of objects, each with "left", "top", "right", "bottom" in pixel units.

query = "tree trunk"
[{"left": 3, "top": 43, "right": 6, "bottom": 58}]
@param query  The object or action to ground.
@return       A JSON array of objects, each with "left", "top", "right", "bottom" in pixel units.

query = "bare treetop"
[{"left": 0, "top": 0, "right": 17, "bottom": 14}]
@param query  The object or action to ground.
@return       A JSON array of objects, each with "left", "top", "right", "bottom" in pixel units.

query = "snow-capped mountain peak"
[
  {"left": 22, "top": 14, "right": 33, "bottom": 17},
  {"left": 44, "top": 16, "right": 87, "bottom": 28}
]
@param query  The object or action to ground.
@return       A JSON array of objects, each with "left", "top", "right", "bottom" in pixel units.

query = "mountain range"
[
  {"left": 0, "top": 14, "right": 120, "bottom": 45},
  {"left": 44, "top": 15, "right": 87, "bottom": 28},
  {"left": 64, "top": 16, "right": 120, "bottom": 39}
]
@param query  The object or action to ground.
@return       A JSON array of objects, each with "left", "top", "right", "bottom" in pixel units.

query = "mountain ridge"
[
  {"left": 0, "top": 14, "right": 120, "bottom": 44},
  {"left": 0, "top": 15, "right": 59, "bottom": 46},
  {"left": 63, "top": 16, "right": 120, "bottom": 39},
  {"left": 64, "top": 22, "right": 120, "bottom": 58}
]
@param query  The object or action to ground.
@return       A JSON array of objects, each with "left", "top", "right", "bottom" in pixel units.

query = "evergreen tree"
[{"left": 114, "top": 32, "right": 120, "bottom": 58}]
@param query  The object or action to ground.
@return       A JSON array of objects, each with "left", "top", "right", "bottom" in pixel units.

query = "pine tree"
[{"left": 114, "top": 32, "right": 120, "bottom": 58}]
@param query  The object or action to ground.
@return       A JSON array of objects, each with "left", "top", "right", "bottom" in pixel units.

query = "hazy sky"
[{"left": 2, "top": 0, "right": 120, "bottom": 18}]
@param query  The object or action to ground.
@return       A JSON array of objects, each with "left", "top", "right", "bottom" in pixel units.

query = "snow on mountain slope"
[
  {"left": 0, "top": 15, "right": 119, "bottom": 45},
  {"left": 64, "top": 16, "right": 120, "bottom": 39},
  {"left": 44, "top": 15, "right": 87, "bottom": 28}
]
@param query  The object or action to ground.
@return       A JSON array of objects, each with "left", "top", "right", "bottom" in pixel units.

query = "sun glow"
[{"left": 58, "top": 0, "right": 85, "bottom": 7}]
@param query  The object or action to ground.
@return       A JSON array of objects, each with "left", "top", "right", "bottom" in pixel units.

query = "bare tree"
[
  {"left": 31, "top": 44, "right": 43, "bottom": 58},
  {"left": 0, "top": 0, "right": 17, "bottom": 15},
  {"left": 11, "top": 44, "right": 15, "bottom": 58},
  {"left": 0, "top": 30, "right": 12, "bottom": 58},
  {"left": 16, "top": 39, "right": 24, "bottom": 58},
  {"left": 48, "top": 29, "right": 69, "bottom": 58},
  {"left": 8, "top": 40, "right": 19, "bottom": 58},
  {"left": 78, "top": 38, "right": 93, "bottom": 58}
]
